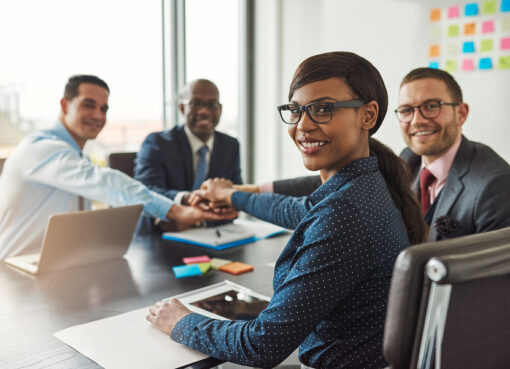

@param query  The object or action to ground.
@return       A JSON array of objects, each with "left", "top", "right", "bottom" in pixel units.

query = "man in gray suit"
[
  {"left": 243, "top": 68, "right": 510, "bottom": 241},
  {"left": 396, "top": 67, "right": 510, "bottom": 241}
]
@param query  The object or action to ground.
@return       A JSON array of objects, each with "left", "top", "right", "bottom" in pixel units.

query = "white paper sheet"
[{"left": 54, "top": 306, "right": 208, "bottom": 369}]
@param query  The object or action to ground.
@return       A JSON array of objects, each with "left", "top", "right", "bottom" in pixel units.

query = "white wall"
[{"left": 253, "top": 0, "right": 510, "bottom": 183}]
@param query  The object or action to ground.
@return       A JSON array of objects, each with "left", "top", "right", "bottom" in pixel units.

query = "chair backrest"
[
  {"left": 383, "top": 227, "right": 510, "bottom": 369},
  {"left": 107, "top": 152, "right": 137, "bottom": 178}
]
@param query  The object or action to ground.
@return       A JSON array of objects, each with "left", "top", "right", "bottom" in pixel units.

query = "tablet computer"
[{"left": 171, "top": 280, "right": 270, "bottom": 320}]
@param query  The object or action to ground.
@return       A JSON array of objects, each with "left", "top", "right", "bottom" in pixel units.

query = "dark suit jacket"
[
  {"left": 401, "top": 135, "right": 510, "bottom": 241},
  {"left": 273, "top": 175, "right": 322, "bottom": 197},
  {"left": 134, "top": 125, "right": 242, "bottom": 199}
]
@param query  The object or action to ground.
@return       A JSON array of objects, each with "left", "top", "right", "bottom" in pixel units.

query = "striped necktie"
[{"left": 192, "top": 145, "right": 209, "bottom": 190}]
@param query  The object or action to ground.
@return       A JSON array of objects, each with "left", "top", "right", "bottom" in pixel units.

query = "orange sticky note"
[
  {"left": 219, "top": 261, "right": 254, "bottom": 275},
  {"left": 430, "top": 8, "right": 441, "bottom": 21},
  {"left": 429, "top": 44, "right": 441, "bottom": 57},
  {"left": 464, "top": 22, "right": 476, "bottom": 35}
]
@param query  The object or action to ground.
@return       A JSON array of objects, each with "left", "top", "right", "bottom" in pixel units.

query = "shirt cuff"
[
  {"left": 258, "top": 182, "right": 274, "bottom": 193},
  {"left": 145, "top": 191, "right": 174, "bottom": 219},
  {"left": 171, "top": 313, "right": 211, "bottom": 344},
  {"left": 174, "top": 191, "right": 190, "bottom": 205}
]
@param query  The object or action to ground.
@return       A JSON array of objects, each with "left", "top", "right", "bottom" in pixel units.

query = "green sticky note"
[
  {"left": 498, "top": 55, "right": 510, "bottom": 69},
  {"left": 481, "top": 39, "right": 493, "bottom": 52},
  {"left": 448, "top": 24, "right": 459, "bottom": 37},
  {"left": 197, "top": 262, "right": 211, "bottom": 274},
  {"left": 445, "top": 60, "right": 458, "bottom": 72},
  {"left": 482, "top": 0, "right": 497, "bottom": 14},
  {"left": 210, "top": 257, "right": 232, "bottom": 270},
  {"left": 503, "top": 18, "right": 510, "bottom": 32}
]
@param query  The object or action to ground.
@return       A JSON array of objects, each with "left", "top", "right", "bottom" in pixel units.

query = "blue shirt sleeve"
[{"left": 231, "top": 191, "right": 312, "bottom": 229}]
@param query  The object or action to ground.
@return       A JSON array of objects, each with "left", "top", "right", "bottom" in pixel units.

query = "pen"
[{"left": 216, "top": 229, "right": 222, "bottom": 238}]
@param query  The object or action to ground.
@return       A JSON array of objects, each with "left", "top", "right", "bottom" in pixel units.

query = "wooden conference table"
[{"left": 0, "top": 231, "right": 300, "bottom": 369}]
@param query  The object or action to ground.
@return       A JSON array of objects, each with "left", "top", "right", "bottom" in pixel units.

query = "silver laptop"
[{"left": 5, "top": 204, "right": 143, "bottom": 274}]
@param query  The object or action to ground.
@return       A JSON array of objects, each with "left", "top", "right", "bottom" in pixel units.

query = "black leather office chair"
[
  {"left": 107, "top": 152, "right": 137, "bottom": 178},
  {"left": 383, "top": 227, "right": 510, "bottom": 369},
  {"left": 0, "top": 157, "right": 6, "bottom": 175}
]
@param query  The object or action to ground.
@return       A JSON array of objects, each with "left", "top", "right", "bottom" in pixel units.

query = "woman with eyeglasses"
[{"left": 147, "top": 51, "right": 427, "bottom": 368}]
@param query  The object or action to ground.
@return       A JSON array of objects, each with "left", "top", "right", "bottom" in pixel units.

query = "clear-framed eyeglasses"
[
  {"left": 182, "top": 99, "right": 222, "bottom": 110},
  {"left": 395, "top": 100, "right": 459, "bottom": 124},
  {"left": 277, "top": 100, "right": 366, "bottom": 125}
]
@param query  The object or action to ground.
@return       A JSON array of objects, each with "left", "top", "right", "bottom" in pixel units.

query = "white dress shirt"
[
  {"left": 0, "top": 121, "right": 174, "bottom": 259},
  {"left": 174, "top": 125, "right": 215, "bottom": 204}
]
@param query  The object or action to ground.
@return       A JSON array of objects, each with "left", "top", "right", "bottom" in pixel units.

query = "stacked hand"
[{"left": 189, "top": 178, "right": 237, "bottom": 212}]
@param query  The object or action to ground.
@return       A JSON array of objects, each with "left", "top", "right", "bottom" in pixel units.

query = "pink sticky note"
[
  {"left": 482, "top": 20, "right": 495, "bottom": 33},
  {"left": 462, "top": 59, "right": 475, "bottom": 71},
  {"left": 501, "top": 37, "right": 510, "bottom": 50},
  {"left": 448, "top": 6, "right": 460, "bottom": 18},
  {"left": 183, "top": 255, "right": 211, "bottom": 264}
]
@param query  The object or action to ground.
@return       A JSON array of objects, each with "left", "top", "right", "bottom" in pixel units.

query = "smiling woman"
[{"left": 146, "top": 51, "right": 428, "bottom": 369}]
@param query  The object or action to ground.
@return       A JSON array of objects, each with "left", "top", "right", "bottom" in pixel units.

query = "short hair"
[
  {"left": 179, "top": 79, "right": 219, "bottom": 101},
  {"left": 289, "top": 51, "right": 388, "bottom": 136},
  {"left": 63, "top": 75, "right": 110, "bottom": 100},
  {"left": 400, "top": 68, "right": 463, "bottom": 102}
]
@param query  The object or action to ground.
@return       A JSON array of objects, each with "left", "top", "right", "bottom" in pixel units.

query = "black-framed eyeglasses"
[
  {"left": 277, "top": 100, "right": 366, "bottom": 125},
  {"left": 182, "top": 99, "right": 222, "bottom": 110},
  {"left": 395, "top": 100, "right": 459, "bottom": 124}
]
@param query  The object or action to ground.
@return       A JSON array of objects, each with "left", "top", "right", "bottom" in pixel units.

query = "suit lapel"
[
  {"left": 428, "top": 136, "right": 474, "bottom": 240},
  {"left": 176, "top": 126, "right": 194, "bottom": 187}
]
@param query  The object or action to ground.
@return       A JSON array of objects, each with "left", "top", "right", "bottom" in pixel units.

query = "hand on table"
[{"left": 146, "top": 298, "right": 191, "bottom": 335}]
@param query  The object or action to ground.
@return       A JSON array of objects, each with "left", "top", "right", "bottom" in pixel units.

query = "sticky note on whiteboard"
[
  {"left": 448, "top": 6, "right": 459, "bottom": 18},
  {"left": 446, "top": 60, "right": 458, "bottom": 72},
  {"left": 481, "top": 39, "right": 493, "bottom": 52},
  {"left": 464, "top": 23, "right": 476, "bottom": 35},
  {"left": 502, "top": 0, "right": 510, "bottom": 12},
  {"left": 501, "top": 37, "right": 510, "bottom": 50},
  {"left": 430, "top": 8, "right": 441, "bottom": 21},
  {"left": 465, "top": 3, "right": 479, "bottom": 16},
  {"left": 462, "top": 59, "right": 475, "bottom": 71},
  {"left": 482, "top": 20, "right": 494, "bottom": 33},
  {"left": 429, "top": 44, "right": 441, "bottom": 57},
  {"left": 503, "top": 18, "right": 510, "bottom": 32},
  {"left": 448, "top": 24, "right": 460, "bottom": 37},
  {"left": 479, "top": 58, "right": 493, "bottom": 69},
  {"left": 429, "top": 61, "right": 440, "bottom": 69},
  {"left": 482, "top": 0, "right": 497, "bottom": 14},
  {"left": 463, "top": 41, "right": 475, "bottom": 53},
  {"left": 498, "top": 55, "right": 510, "bottom": 69}
]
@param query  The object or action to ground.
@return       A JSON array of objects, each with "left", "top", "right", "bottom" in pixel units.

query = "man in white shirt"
[{"left": 0, "top": 75, "right": 232, "bottom": 259}]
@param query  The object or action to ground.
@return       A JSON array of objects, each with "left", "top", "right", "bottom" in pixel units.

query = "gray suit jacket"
[{"left": 400, "top": 135, "right": 510, "bottom": 241}]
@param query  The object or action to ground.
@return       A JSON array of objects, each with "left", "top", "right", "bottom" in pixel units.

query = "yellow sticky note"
[
  {"left": 482, "top": 0, "right": 497, "bottom": 14},
  {"left": 447, "top": 43, "right": 459, "bottom": 56},
  {"left": 429, "top": 25, "right": 442, "bottom": 40},
  {"left": 502, "top": 18, "right": 510, "bottom": 32},
  {"left": 429, "top": 44, "right": 441, "bottom": 57},
  {"left": 445, "top": 60, "right": 458, "bottom": 72},
  {"left": 498, "top": 55, "right": 510, "bottom": 69},
  {"left": 464, "top": 22, "right": 476, "bottom": 35},
  {"left": 430, "top": 8, "right": 441, "bottom": 22},
  {"left": 448, "top": 24, "right": 460, "bottom": 37},
  {"left": 481, "top": 39, "right": 493, "bottom": 52}
]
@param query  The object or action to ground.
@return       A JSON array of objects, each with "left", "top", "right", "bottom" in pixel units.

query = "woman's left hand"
[{"left": 146, "top": 298, "right": 192, "bottom": 335}]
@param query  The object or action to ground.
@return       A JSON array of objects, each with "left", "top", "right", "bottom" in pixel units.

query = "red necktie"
[{"left": 420, "top": 168, "right": 436, "bottom": 216}]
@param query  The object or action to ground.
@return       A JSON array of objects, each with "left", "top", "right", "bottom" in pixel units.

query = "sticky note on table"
[
  {"left": 501, "top": 37, "right": 510, "bottom": 50},
  {"left": 482, "top": 21, "right": 494, "bottom": 34},
  {"left": 448, "top": 24, "right": 460, "bottom": 37},
  {"left": 173, "top": 264, "right": 203, "bottom": 278},
  {"left": 462, "top": 59, "right": 475, "bottom": 71},
  {"left": 183, "top": 255, "right": 211, "bottom": 264},
  {"left": 219, "top": 261, "right": 254, "bottom": 275},
  {"left": 463, "top": 41, "right": 475, "bottom": 53},
  {"left": 210, "top": 257, "right": 233, "bottom": 270},
  {"left": 498, "top": 55, "right": 510, "bottom": 69},
  {"left": 464, "top": 23, "right": 476, "bottom": 35},
  {"left": 448, "top": 6, "right": 459, "bottom": 18},
  {"left": 482, "top": 0, "right": 497, "bottom": 14},
  {"left": 479, "top": 58, "right": 493, "bottom": 69},
  {"left": 197, "top": 262, "right": 211, "bottom": 274},
  {"left": 445, "top": 60, "right": 458, "bottom": 72},
  {"left": 502, "top": 0, "right": 510, "bottom": 12},
  {"left": 465, "top": 3, "right": 479, "bottom": 16},
  {"left": 429, "top": 44, "right": 440, "bottom": 57},
  {"left": 503, "top": 18, "right": 510, "bottom": 31},
  {"left": 430, "top": 8, "right": 441, "bottom": 21},
  {"left": 481, "top": 39, "right": 493, "bottom": 52},
  {"left": 429, "top": 61, "right": 440, "bottom": 69}
]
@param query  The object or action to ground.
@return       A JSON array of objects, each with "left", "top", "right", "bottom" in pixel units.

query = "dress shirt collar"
[
  {"left": 421, "top": 135, "right": 462, "bottom": 185},
  {"left": 49, "top": 121, "right": 83, "bottom": 155},
  {"left": 310, "top": 156, "right": 378, "bottom": 205},
  {"left": 183, "top": 124, "right": 215, "bottom": 154}
]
